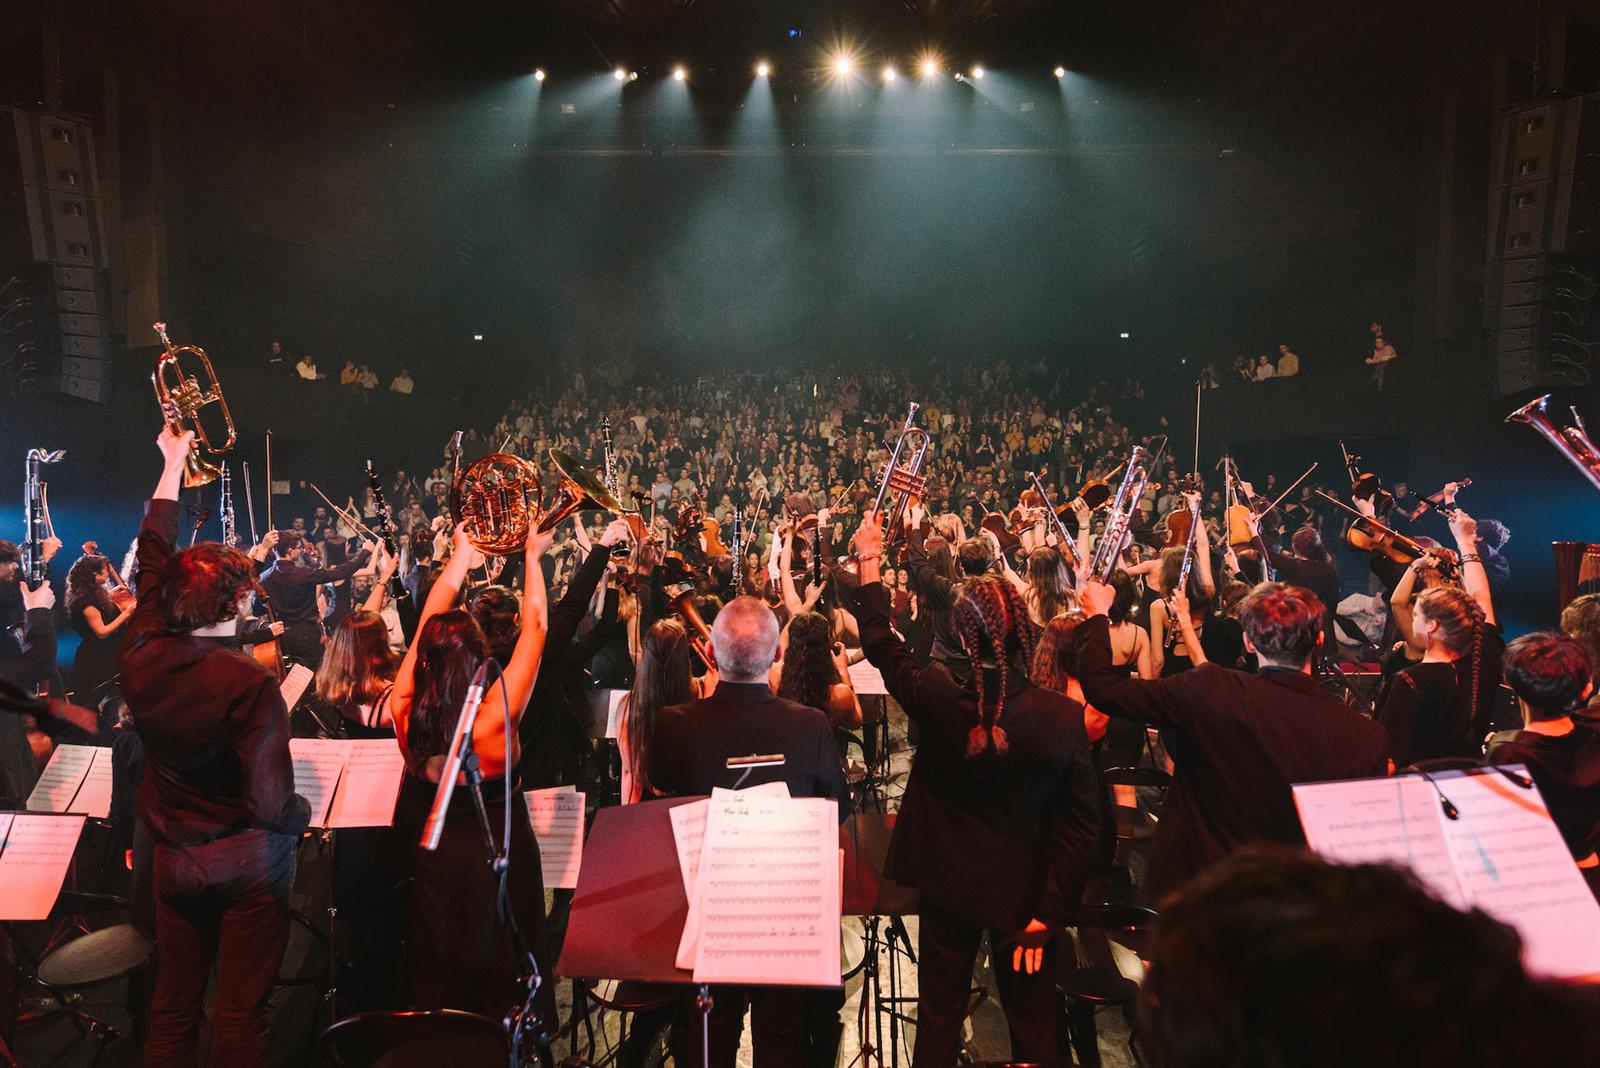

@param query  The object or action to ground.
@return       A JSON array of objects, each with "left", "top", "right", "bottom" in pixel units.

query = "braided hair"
[{"left": 952, "top": 575, "right": 1041, "bottom": 758}]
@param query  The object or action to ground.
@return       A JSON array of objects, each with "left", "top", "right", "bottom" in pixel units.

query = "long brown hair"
[
  {"left": 1025, "top": 547, "right": 1074, "bottom": 624},
  {"left": 624, "top": 619, "right": 696, "bottom": 800},
  {"left": 1031, "top": 614, "right": 1082, "bottom": 694},
  {"left": 65, "top": 555, "right": 114, "bottom": 616},
  {"left": 778, "top": 612, "right": 839, "bottom": 715},
  {"left": 408, "top": 610, "right": 490, "bottom": 758},
  {"left": 317, "top": 611, "right": 398, "bottom": 709}
]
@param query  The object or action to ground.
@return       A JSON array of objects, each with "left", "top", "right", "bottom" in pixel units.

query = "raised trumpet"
[
  {"left": 152, "top": 321, "right": 235, "bottom": 488},
  {"left": 1507, "top": 394, "right": 1600, "bottom": 492},
  {"left": 871, "top": 402, "right": 932, "bottom": 546}
]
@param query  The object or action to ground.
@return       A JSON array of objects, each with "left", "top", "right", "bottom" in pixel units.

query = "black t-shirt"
[
  {"left": 1487, "top": 724, "right": 1600, "bottom": 860},
  {"left": 1377, "top": 624, "right": 1506, "bottom": 767}
]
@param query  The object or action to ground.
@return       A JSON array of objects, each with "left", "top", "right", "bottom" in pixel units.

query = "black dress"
[
  {"left": 392, "top": 746, "right": 554, "bottom": 1025},
  {"left": 1377, "top": 625, "right": 1506, "bottom": 768},
  {"left": 70, "top": 600, "right": 125, "bottom": 701}
]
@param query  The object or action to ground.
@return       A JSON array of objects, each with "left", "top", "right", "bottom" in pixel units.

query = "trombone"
[
  {"left": 871, "top": 402, "right": 932, "bottom": 546},
  {"left": 152, "top": 321, "right": 235, "bottom": 488}
]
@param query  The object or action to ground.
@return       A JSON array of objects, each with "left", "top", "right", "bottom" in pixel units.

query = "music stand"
[{"left": 841, "top": 812, "right": 920, "bottom": 1068}]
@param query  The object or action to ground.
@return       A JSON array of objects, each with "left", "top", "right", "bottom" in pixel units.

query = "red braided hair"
[{"left": 953, "top": 576, "right": 1041, "bottom": 758}]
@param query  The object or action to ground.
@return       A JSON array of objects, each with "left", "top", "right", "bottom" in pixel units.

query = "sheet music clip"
[{"left": 726, "top": 753, "right": 785, "bottom": 790}]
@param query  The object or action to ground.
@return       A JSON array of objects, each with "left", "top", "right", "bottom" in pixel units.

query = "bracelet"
[
  {"left": 1460, "top": 553, "right": 1482, "bottom": 564},
  {"left": 857, "top": 553, "right": 882, "bottom": 563}
]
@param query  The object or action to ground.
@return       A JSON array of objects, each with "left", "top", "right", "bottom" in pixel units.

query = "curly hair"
[
  {"left": 65, "top": 555, "right": 115, "bottom": 616},
  {"left": 778, "top": 612, "right": 839, "bottom": 715},
  {"left": 159, "top": 543, "right": 258, "bottom": 632},
  {"left": 953, "top": 575, "right": 1041, "bottom": 758}
]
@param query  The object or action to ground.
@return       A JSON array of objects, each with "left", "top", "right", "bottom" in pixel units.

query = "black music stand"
[{"left": 841, "top": 811, "right": 920, "bottom": 1068}]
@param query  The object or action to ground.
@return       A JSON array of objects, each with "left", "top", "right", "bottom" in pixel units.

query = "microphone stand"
[{"left": 418, "top": 663, "right": 554, "bottom": 1068}]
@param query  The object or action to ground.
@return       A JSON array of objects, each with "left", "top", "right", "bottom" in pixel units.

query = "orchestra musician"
[
  {"left": 118, "top": 427, "right": 311, "bottom": 1066},
  {"left": 258, "top": 531, "right": 375, "bottom": 668}
]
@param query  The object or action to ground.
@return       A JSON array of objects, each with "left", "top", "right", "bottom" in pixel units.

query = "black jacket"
[
  {"left": 1075, "top": 613, "right": 1390, "bottom": 902},
  {"left": 856, "top": 581, "right": 1099, "bottom": 930},
  {"left": 651, "top": 682, "right": 848, "bottom": 813},
  {"left": 259, "top": 551, "right": 371, "bottom": 625}
]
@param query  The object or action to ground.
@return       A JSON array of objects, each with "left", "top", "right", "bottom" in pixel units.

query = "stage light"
[
  {"left": 629, "top": 71, "right": 639, "bottom": 81},
  {"left": 673, "top": 66, "right": 686, "bottom": 81},
  {"left": 1119, "top": 332, "right": 1131, "bottom": 339},
  {"left": 971, "top": 65, "right": 985, "bottom": 79},
  {"left": 920, "top": 57, "right": 939, "bottom": 78},
  {"left": 1054, "top": 66, "right": 1066, "bottom": 78},
  {"left": 613, "top": 68, "right": 626, "bottom": 81},
  {"left": 473, "top": 334, "right": 485, "bottom": 341},
  {"left": 954, "top": 73, "right": 964, "bottom": 82},
  {"left": 882, "top": 65, "right": 897, "bottom": 83},
  {"left": 756, "top": 61, "right": 770, "bottom": 77},
  {"left": 534, "top": 68, "right": 546, "bottom": 82},
  {"left": 834, "top": 54, "right": 853, "bottom": 76}
]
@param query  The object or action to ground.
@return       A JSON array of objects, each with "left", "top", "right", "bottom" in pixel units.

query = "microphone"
[
  {"left": 1414, "top": 768, "right": 1460, "bottom": 821},
  {"left": 419, "top": 660, "right": 492, "bottom": 851}
]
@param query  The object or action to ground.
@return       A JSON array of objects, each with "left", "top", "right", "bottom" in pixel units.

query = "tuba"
[
  {"left": 1507, "top": 394, "right": 1600, "bottom": 493},
  {"left": 152, "top": 322, "right": 235, "bottom": 488},
  {"left": 870, "top": 403, "right": 932, "bottom": 546}
]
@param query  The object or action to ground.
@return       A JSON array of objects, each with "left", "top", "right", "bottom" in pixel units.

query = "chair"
[
  {"left": 314, "top": 1009, "right": 508, "bottom": 1067},
  {"left": 15, "top": 892, "right": 151, "bottom": 1055},
  {"left": 1057, "top": 902, "right": 1158, "bottom": 1068},
  {"left": 1100, "top": 767, "right": 1171, "bottom": 845},
  {"left": 565, "top": 978, "right": 679, "bottom": 1065}
]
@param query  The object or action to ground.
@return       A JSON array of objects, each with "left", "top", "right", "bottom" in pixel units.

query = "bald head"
[{"left": 710, "top": 596, "right": 781, "bottom": 683}]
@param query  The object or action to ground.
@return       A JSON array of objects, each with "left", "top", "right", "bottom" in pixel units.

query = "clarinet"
[
  {"left": 600, "top": 416, "right": 619, "bottom": 501},
  {"left": 366, "top": 460, "right": 408, "bottom": 601},
  {"left": 219, "top": 463, "right": 238, "bottom": 547},
  {"left": 728, "top": 505, "right": 743, "bottom": 595},
  {"left": 23, "top": 449, "right": 66, "bottom": 585}
]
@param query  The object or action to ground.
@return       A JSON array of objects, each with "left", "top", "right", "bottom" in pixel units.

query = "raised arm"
[
  {"left": 1449, "top": 511, "right": 1496, "bottom": 627},
  {"left": 1388, "top": 555, "right": 1427, "bottom": 651},
  {"left": 391, "top": 526, "right": 482, "bottom": 748},
  {"left": 359, "top": 545, "right": 400, "bottom": 614},
  {"left": 1074, "top": 581, "right": 1205, "bottom": 728},
  {"left": 476, "top": 525, "right": 555, "bottom": 774}
]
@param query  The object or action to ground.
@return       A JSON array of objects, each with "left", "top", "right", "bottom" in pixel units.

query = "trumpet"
[
  {"left": 870, "top": 402, "right": 932, "bottom": 546},
  {"left": 451, "top": 448, "right": 629, "bottom": 556},
  {"left": 1507, "top": 394, "right": 1600, "bottom": 492},
  {"left": 1087, "top": 446, "right": 1150, "bottom": 582},
  {"left": 152, "top": 322, "right": 235, "bottom": 488}
]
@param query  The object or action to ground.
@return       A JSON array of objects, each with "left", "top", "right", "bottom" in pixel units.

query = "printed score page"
[
  {"left": 1437, "top": 769, "right": 1600, "bottom": 980},
  {"left": 688, "top": 795, "right": 842, "bottom": 988},
  {"left": 280, "top": 664, "right": 316, "bottom": 713},
  {"left": 0, "top": 813, "right": 87, "bottom": 920},
  {"left": 26, "top": 745, "right": 96, "bottom": 815},
  {"left": 1294, "top": 775, "right": 1466, "bottom": 909},
  {"left": 325, "top": 740, "right": 406, "bottom": 828},
  {"left": 288, "top": 738, "right": 347, "bottom": 828},
  {"left": 525, "top": 788, "right": 586, "bottom": 890},
  {"left": 70, "top": 747, "right": 114, "bottom": 818},
  {"left": 670, "top": 782, "right": 792, "bottom": 902},
  {"left": 847, "top": 660, "right": 888, "bottom": 697}
]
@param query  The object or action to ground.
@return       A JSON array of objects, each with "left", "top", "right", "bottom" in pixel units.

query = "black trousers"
[
  {"left": 912, "top": 899, "right": 1062, "bottom": 1068},
  {"left": 670, "top": 985, "right": 807, "bottom": 1068},
  {"left": 145, "top": 828, "right": 298, "bottom": 1068}
]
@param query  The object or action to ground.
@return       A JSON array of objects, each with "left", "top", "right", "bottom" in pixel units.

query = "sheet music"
[
  {"left": 687, "top": 795, "right": 842, "bottom": 987},
  {"left": 0, "top": 814, "right": 87, "bottom": 920},
  {"left": 1437, "top": 769, "right": 1600, "bottom": 980},
  {"left": 606, "top": 690, "right": 627, "bottom": 740},
  {"left": 1294, "top": 775, "right": 1466, "bottom": 910},
  {"left": 70, "top": 747, "right": 115, "bottom": 818},
  {"left": 325, "top": 740, "right": 406, "bottom": 828},
  {"left": 26, "top": 745, "right": 97, "bottom": 815},
  {"left": 289, "top": 738, "right": 346, "bottom": 828},
  {"left": 526, "top": 788, "right": 586, "bottom": 890},
  {"left": 280, "top": 664, "right": 315, "bottom": 713},
  {"left": 847, "top": 660, "right": 888, "bottom": 696},
  {"left": 670, "top": 783, "right": 791, "bottom": 901}
]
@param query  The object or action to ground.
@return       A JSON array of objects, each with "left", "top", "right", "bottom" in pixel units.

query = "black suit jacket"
[
  {"left": 651, "top": 682, "right": 848, "bottom": 813},
  {"left": 1074, "top": 613, "right": 1390, "bottom": 902},
  {"left": 856, "top": 582, "right": 1100, "bottom": 931}
]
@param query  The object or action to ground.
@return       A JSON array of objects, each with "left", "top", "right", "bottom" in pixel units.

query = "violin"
[
  {"left": 1313, "top": 490, "right": 1459, "bottom": 579},
  {"left": 1061, "top": 461, "right": 1125, "bottom": 518}
]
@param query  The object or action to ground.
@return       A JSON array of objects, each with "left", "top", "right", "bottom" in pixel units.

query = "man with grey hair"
[{"left": 650, "top": 594, "right": 849, "bottom": 1068}]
